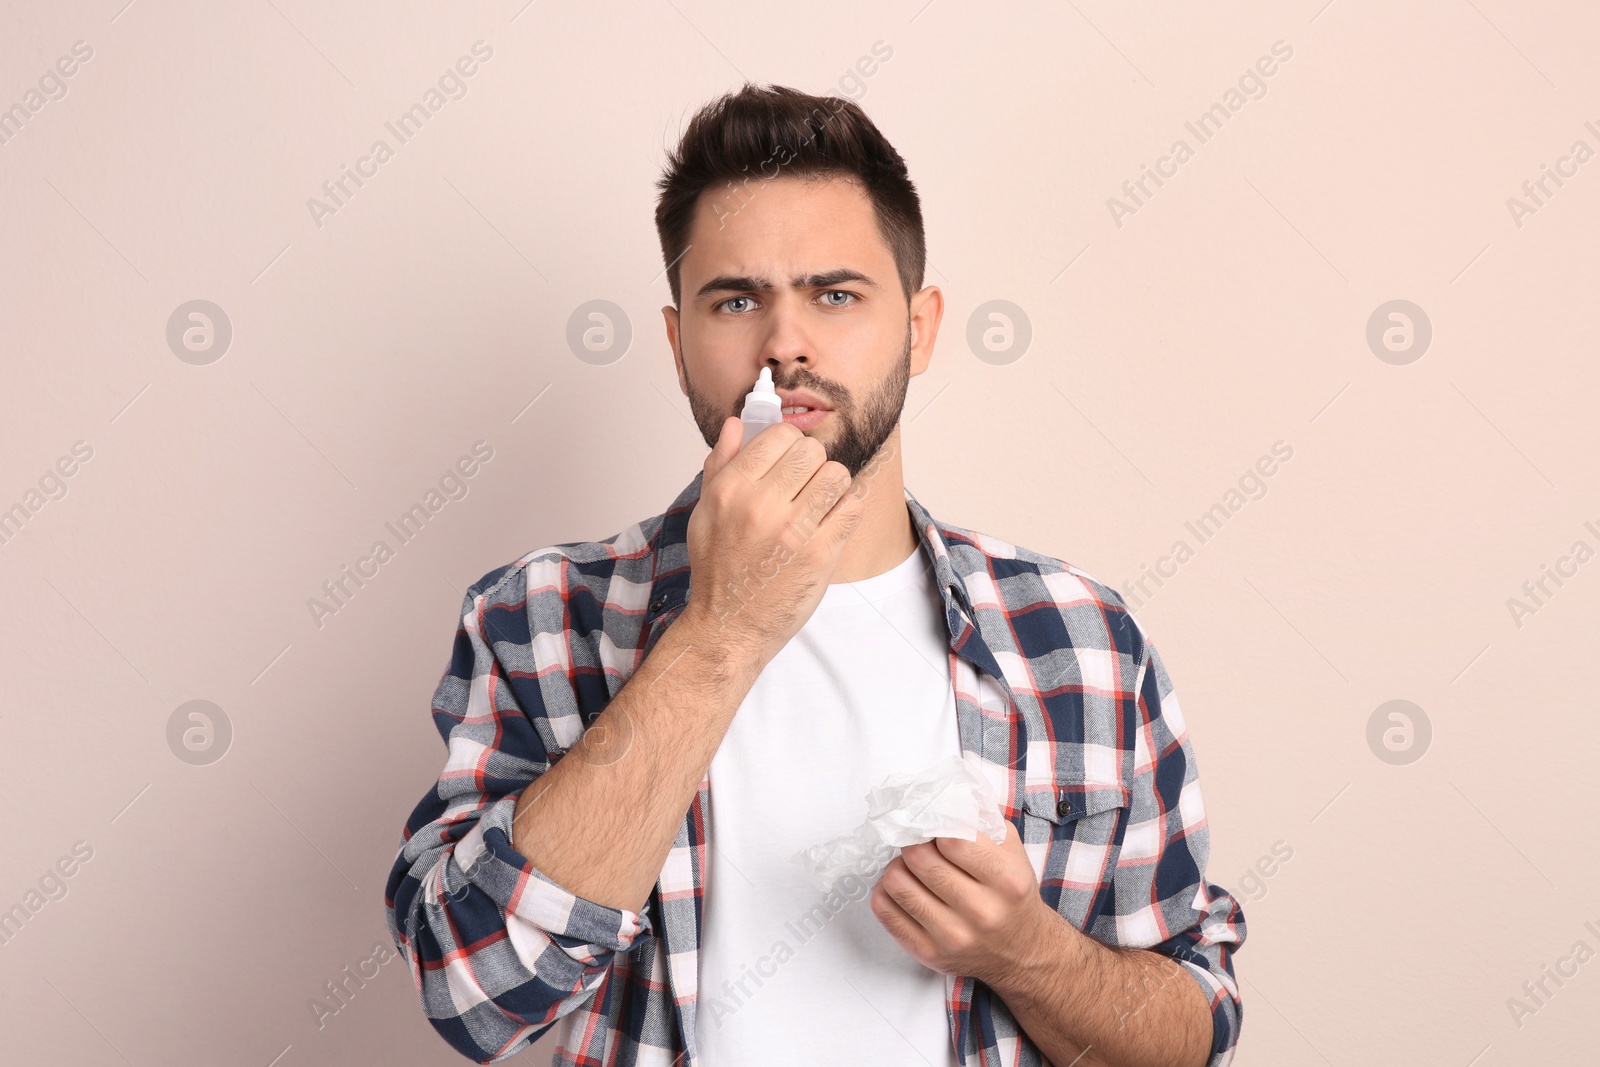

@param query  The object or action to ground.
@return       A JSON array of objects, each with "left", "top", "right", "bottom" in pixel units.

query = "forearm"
[
  {"left": 510, "top": 608, "right": 760, "bottom": 915},
  {"left": 991, "top": 906, "right": 1214, "bottom": 1067}
]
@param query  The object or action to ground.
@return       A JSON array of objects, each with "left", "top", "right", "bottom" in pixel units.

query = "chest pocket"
[
  {"left": 1020, "top": 780, "right": 1131, "bottom": 927},
  {"left": 1020, "top": 780, "right": 1131, "bottom": 860},
  {"left": 1022, "top": 781, "right": 1130, "bottom": 826}
]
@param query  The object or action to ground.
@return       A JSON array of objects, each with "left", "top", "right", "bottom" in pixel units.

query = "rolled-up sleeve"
[
  {"left": 383, "top": 564, "right": 650, "bottom": 1064},
  {"left": 1114, "top": 626, "right": 1246, "bottom": 1066}
]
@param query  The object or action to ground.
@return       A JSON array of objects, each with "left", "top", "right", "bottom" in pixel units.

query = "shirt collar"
[{"left": 641, "top": 469, "right": 978, "bottom": 640}]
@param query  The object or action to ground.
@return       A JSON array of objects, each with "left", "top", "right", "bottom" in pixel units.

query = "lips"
[
  {"left": 776, "top": 389, "right": 832, "bottom": 415},
  {"left": 781, "top": 408, "right": 830, "bottom": 430}
]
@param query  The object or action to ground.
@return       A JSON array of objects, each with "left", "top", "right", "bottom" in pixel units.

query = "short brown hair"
[{"left": 654, "top": 83, "right": 925, "bottom": 308}]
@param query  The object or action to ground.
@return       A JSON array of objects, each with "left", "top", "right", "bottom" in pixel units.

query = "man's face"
[{"left": 662, "top": 174, "right": 939, "bottom": 478}]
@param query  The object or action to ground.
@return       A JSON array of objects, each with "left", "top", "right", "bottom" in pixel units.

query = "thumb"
[{"left": 703, "top": 416, "right": 742, "bottom": 485}]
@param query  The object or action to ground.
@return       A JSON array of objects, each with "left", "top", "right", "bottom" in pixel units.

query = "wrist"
[
  {"left": 985, "top": 899, "right": 1089, "bottom": 1001},
  {"left": 654, "top": 610, "right": 764, "bottom": 706},
  {"left": 676, "top": 602, "right": 769, "bottom": 673}
]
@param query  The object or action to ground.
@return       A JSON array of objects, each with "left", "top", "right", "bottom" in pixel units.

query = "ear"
[
  {"left": 662, "top": 304, "right": 688, "bottom": 394},
  {"left": 907, "top": 285, "right": 944, "bottom": 378}
]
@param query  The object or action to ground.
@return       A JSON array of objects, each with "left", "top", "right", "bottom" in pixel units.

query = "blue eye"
[
  {"left": 720, "top": 296, "right": 756, "bottom": 314},
  {"left": 821, "top": 290, "right": 856, "bottom": 307}
]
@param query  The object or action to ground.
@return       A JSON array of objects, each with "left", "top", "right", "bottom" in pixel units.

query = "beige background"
[{"left": 2, "top": 0, "right": 1597, "bottom": 1063}]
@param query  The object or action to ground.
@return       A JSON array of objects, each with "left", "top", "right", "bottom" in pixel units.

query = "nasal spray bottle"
[{"left": 739, "top": 368, "right": 784, "bottom": 448}]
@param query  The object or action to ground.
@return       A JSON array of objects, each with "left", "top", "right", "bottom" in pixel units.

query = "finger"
[
  {"left": 929, "top": 826, "right": 1006, "bottom": 884},
  {"left": 878, "top": 857, "right": 962, "bottom": 945},
  {"left": 734, "top": 420, "right": 803, "bottom": 484},
  {"left": 870, "top": 879, "right": 937, "bottom": 961},
  {"left": 759, "top": 428, "right": 827, "bottom": 502},
  {"left": 702, "top": 416, "right": 742, "bottom": 485},
  {"left": 810, "top": 467, "right": 866, "bottom": 550},
  {"left": 935, "top": 821, "right": 1037, "bottom": 905},
  {"left": 900, "top": 840, "right": 982, "bottom": 908},
  {"left": 1000, "top": 816, "right": 1027, "bottom": 855},
  {"left": 788, "top": 460, "right": 854, "bottom": 543}
]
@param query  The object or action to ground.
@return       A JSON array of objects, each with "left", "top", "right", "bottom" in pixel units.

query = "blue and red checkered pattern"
[{"left": 385, "top": 469, "right": 1246, "bottom": 1065}]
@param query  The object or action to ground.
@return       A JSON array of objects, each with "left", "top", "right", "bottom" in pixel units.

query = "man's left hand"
[{"left": 869, "top": 818, "right": 1061, "bottom": 986}]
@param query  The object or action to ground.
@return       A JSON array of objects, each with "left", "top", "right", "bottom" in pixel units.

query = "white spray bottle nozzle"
[
  {"left": 739, "top": 368, "right": 784, "bottom": 447},
  {"left": 743, "top": 368, "right": 779, "bottom": 407}
]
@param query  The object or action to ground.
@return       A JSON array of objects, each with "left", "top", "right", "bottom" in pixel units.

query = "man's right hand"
[
  {"left": 681, "top": 415, "right": 865, "bottom": 668},
  {"left": 505, "top": 416, "right": 861, "bottom": 918}
]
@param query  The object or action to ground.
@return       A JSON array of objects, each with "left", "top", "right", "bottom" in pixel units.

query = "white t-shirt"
[{"left": 696, "top": 542, "right": 964, "bottom": 1065}]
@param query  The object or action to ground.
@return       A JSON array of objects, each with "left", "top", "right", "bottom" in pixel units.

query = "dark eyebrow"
[{"left": 694, "top": 268, "right": 879, "bottom": 302}]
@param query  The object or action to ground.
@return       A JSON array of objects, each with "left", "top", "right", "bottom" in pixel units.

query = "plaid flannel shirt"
[{"left": 384, "top": 469, "right": 1246, "bottom": 1065}]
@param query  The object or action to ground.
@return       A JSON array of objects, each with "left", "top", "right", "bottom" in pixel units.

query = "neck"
[{"left": 830, "top": 424, "right": 916, "bottom": 584}]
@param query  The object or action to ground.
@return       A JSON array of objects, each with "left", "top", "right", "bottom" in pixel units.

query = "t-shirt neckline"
[{"left": 818, "top": 543, "right": 931, "bottom": 608}]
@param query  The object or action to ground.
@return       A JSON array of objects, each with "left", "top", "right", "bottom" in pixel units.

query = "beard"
[{"left": 683, "top": 321, "right": 912, "bottom": 479}]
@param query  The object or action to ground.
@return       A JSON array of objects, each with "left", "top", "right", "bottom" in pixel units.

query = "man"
[{"left": 385, "top": 84, "right": 1245, "bottom": 1066}]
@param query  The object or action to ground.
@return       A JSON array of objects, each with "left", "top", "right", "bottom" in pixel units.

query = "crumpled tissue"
[{"left": 792, "top": 752, "right": 1008, "bottom": 895}]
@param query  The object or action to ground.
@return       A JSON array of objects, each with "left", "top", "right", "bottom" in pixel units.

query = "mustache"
[{"left": 766, "top": 373, "right": 846, "bottom": 408}]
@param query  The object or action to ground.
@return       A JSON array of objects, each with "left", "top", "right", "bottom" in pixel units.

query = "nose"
[{"left": 757, "top": 295, "right": 815, "bottom": 375}]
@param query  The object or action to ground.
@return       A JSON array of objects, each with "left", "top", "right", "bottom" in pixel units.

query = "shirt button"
[
  {"left": 649, "top": 596, "right": 666, "bottom": 612},
  {"left": 1056, "top": 797, "right": 1073, "bottom": 817}
]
